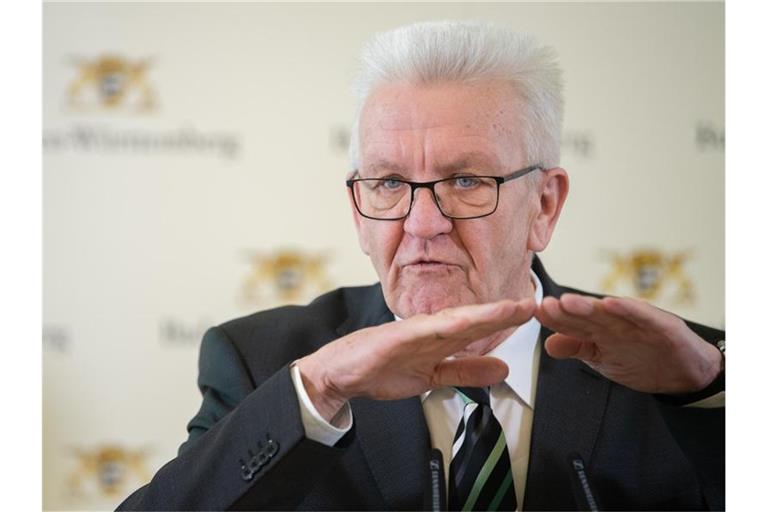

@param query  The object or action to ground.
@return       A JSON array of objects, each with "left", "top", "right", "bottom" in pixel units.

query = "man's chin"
[{"left": 388, "top": 282, "right": 475, "bottom": 317}]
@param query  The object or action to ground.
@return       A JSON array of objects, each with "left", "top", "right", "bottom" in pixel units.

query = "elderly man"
[{"left": 119, "top": 21, "right": 724, "bottom": 511}]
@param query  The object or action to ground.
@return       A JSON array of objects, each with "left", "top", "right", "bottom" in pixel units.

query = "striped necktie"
[{"left": 449, "top": 387, "right": 517, "bottom": 511}]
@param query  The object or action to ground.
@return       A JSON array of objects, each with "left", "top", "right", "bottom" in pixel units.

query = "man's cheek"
[
  {"left": 354, "top": 221, "right": 373, "bottom": 256},
  {"left": 359, "top": 232, "right": 371, "bottom": 255}
]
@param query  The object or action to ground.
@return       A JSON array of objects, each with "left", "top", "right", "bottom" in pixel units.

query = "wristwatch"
[{"left": 716, "top": 339, "right": 725, "bottom": 373}]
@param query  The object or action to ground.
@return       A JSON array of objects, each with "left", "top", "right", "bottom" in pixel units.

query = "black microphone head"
[
  {"left": 423, "top": 449, "right": 446, "bottom": 512},
  {"left": 567, "top": 453, "right": 600, "bottom": 512}
]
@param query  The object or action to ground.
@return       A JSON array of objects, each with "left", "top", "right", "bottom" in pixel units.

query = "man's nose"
[{"left": 403, "top": 188, "right": 453, "bottom": 239}]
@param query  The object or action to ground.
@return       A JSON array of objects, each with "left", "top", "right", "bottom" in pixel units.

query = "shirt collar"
[
  {"left": 484, "top": 269, "right": 543, "bottom": 408},
  {"left": 415, "top": 269, "right": 544, "bottom": 408}
]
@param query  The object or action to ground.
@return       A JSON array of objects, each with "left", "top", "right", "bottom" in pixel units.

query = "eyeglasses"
[{"left": 346, "top": 165, "right": 542, "bottom": 221}]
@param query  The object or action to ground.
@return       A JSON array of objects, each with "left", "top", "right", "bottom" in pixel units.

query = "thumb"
[
  {"left": 544, "top": 333, "right": 598, "bottom": 361},
  {"left": 432, "top": 356, "right": 509, "bottom": 388}
]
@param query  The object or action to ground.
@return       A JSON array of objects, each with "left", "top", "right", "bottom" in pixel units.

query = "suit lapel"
[
  {"left": 351, "top": 396, "right": 431, "bottom": 509},
  {"left": 336, "top": 285, "right": 431, "bottom": 510},
  {"left": 522, "top": 326, "right": 611, "bottom": 510},
  {"left": 524, "top": 257, "right": 612, "bottom": 510}
]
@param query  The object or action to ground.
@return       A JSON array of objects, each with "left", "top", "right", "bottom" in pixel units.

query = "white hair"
[{"left": 348, "top": 20, "right": 564, "bottom": 172}]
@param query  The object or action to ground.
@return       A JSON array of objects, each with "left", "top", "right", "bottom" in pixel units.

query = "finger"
[
  {"left": 543, "top": 332, "right": 600, "bottom": 363},
  {"left": 439, "top": 297, "right": 537, "bottom": 327},
  {"left": 601, "top": 296, "right": 680, "bottom": 333},
  {"left": 535, "top": 297, "right": 593, "bottom": 338},
  {"left": 447, "top": 298, "right": 537, "bottom": 336},
  {"left": 407, "top": 298, "right": 536, "bottom": 349},
  {"left": 431, "top": 356, "right": 509, "bottom": 388},
  {"left": 559, "top": 293, "right": 631, "bottom": 332}
]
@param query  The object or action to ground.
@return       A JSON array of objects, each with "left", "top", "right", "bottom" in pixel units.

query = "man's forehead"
[{"left": 357, "top": 80, "right": 523, "bottom": 173}]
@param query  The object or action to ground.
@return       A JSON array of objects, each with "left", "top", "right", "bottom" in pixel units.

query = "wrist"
[
  {"left": 295, "top": 355, "right": 349, "bottom": 422},
  {"left": 695, "top": 340, "right": 724, "bottom": 391}
]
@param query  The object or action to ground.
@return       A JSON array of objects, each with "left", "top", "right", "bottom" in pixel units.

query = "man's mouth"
[{"left": 402, "top": 260, "right": 457, "bottom": 269}]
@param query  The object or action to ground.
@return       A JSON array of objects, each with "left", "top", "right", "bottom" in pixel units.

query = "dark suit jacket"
[{"left": 118, "top": 257, "right": 724, "bottom": 511}]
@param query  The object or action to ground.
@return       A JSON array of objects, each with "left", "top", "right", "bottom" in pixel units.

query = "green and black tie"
[{"left": 449, "top": 387, "right": 517, "bottom": 511}]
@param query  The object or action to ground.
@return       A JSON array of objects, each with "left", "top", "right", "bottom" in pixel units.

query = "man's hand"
[
  {"left": 536, "top": 293, "right": 722, "bottom": 395},
  {"left": 296, "top": 299, "right": 536, "bottom": 422}
]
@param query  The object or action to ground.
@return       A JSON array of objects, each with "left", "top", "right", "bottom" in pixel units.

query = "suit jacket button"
[{"left": 265, "top": 439, "right": 279, "bottom": 457}]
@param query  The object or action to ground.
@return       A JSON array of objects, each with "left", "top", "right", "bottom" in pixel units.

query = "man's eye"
[
  {"left": 382, "top": 179, "right": 403, "bottom": 190},
  {"left": 454, "top": 176, "right": 480, "bottom": 188}
]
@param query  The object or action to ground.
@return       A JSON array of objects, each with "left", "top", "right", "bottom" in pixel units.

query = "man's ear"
[
  {"left": 348, "top": 187, "right": 371, "bottom": 255},
  {"left": 528, "top": 167, "right": 569, "bottom": 252}
]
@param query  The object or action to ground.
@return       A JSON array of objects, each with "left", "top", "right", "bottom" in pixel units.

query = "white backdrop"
[{"left": 43, "top": 2, "right": 723, "bottom": 509}]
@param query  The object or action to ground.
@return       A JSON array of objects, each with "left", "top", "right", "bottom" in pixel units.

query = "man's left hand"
[{"left": 535, "top": 293, "right": 722, "bottom": 394}]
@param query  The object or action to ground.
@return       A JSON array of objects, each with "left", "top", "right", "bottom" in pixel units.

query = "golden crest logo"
[
  {"left": 241, "top": 249, "right": 332, "bottom": 306},
  {"left": 601, "top": 249, "right": 694, "bottom": 304},
  {"left": 68, "top": 55, "right": 156, "bottom": 111},
  {"left": 67, "top": 444, "right": 151, "bottom": 499}
]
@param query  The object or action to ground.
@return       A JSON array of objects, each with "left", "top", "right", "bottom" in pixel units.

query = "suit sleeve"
[
  {"left": 117, "top": 326, "right": 351, "bottom": 511},
  {"left": 654, "top": 321, "right": 725, "bottom": 511}
]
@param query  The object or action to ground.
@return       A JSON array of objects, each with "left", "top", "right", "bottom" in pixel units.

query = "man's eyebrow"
[
  {"left": 362, "top": 160, "right": 410, "bottom": 177},
  {"left": 433, "top": 163, "right": 473, "bottom": 175},
  {"left": 435, "top": 153, "right": 502, "bottom": 174},
  {"left": 363, "top": 153, "right": 503, "bottom": 177}
]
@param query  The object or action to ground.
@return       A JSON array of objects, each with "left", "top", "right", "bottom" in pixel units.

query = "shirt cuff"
[
  {"left": 684, "top": 390, "right": 725, "bottom": 408},
  {"left": 290, "top": 362, "right": 352, "bottom": 446}
]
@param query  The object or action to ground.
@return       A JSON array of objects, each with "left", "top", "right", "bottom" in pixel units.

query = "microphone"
[
  {"left": 423, "top": 449, "right": 446, "bottom": 511},
  {"left": 567, "top": 453, "right": 600, "bottom": 512}
]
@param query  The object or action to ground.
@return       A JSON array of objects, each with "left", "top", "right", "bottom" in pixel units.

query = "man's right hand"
[{"left": 295, "top": 299, "right": 536, "bottom": 422}]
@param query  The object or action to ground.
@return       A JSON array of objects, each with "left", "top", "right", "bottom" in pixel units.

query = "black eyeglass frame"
[{"left": 346, "top": 165, "right": 542, "bottom": 221}]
